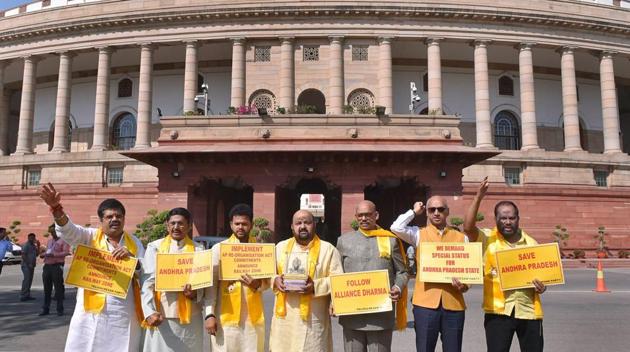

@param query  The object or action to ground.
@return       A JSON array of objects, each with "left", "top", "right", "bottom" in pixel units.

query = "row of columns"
[{"left": 0, "top": 37, "right": 624, "bottom": 155}]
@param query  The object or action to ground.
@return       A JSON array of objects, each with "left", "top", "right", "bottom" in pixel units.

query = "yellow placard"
[
  {"left": 65, "top": 244, "right": 138, "bottom": 299},
  {"left": 220, "top": 243, "right": 276, "bottom": 280},
  {"left": 418, "top": 242, "right": 483, "bottom": 285},
  {"left": 155, "top": 249, "right": 213, "bottom": 291},
  {"left": 330, "top": 270, "right": 392, "bottom": 316},
  {"left": 495, "top": 243, "right": 565, "bottom": 291}
]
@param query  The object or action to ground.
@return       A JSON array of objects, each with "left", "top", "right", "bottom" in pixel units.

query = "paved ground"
[{"left": 0, "top": 264, "right": 629, "bottom": 351}]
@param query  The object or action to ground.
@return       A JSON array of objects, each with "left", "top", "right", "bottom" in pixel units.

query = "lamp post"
[
  {"left": 194, "top": 83, "right": 209, "bottom": 116},
  {"left": 409, "top": 82, "right": 422, "bottom": 114}
]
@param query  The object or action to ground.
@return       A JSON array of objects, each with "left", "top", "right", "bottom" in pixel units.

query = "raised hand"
[
  {"left": 477, "top": 177, "right": 489, "bottom": 200},
  {"left": 39, "top": 183, "right": 61, "bottom": 208},
  {"left": 413, "top": 201, "right": 425, "bottom": 216}
]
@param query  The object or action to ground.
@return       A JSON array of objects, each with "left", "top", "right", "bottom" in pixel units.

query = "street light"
[
  {"left": 194, "top": 83, "right": 209, "bottom": 116},
  {"left": 409, "top": 82, "right": 422, "bottom": 114}
]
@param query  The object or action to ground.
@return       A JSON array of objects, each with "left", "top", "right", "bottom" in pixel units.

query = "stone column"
[
  {"left": 13, "top": 56, "right": 38, "bottom": 155},
  {"left": 599, "top": 51, "right": 621, "bottom": 154},
  {"left": 473, "top": 40, "right": 493, "bottom": 148},
  {"left": 518, "top": 43, "right": 540, "bottom": 150},
  {"left": 135, "top": 43, "right": 153, "bottom": 149},
  {"left": 427, "top": 38, "right": 443, "bottom": 114},
  {"left": 92, "top": 47, "right": 113, "bottom": 151},
  {"left": 279, "top": 37, "right": 295, "bottom": 111},
  {"left": 560, "top": 46, "right": 582, "bottom": 152},
  {"left": 328, "top": 36, "right": 345, "bottom": 115},
  {"left": 378, "top": 37, "right": 393, "bottom": 113},
  {"left": 0, "top": 61, "right": 8, "bottom": 155},
  {"left": 51, "top": 52, "right": 73, "bottom": 153},
  {"left": 183, "top": 41, "right": 198, "bottom": 114},
  {"left": 230, "top": 38, "right": 246, "bottom": 108}
]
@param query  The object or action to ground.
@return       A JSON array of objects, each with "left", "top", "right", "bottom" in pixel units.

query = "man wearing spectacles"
[{"left": 390, "top": 197, "right": 469, "bottom": 352}]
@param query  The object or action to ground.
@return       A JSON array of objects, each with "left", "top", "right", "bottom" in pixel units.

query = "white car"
[{"left": 2, "top": 243, "right": 22, "bottom": 264}]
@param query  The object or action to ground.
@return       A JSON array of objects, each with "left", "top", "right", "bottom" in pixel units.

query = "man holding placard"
[
  {"left": 141, "top": 207, "right": 206, "bottom": 351},
  {"left": 390, "top": 197, "right": 470, "bottom": 352},
  {"left": 336, "top": 200, "right": 409, "bottom": 352},
  {"left": 464, "top": 178, "right": 547, "bottom": 352},
  {"left": 204, "top": 204, "right": 269, "bottom": 352},
  {"left": 39, "top": 183, "right": 145, "bottom": 352},
  {"left": 269, "top": 209, "right": 343, "bottom": 352}
]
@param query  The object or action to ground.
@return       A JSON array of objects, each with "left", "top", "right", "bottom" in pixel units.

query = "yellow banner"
[
  {"left": 495, "top": 243, "right": 565, "bottom": 290},
  {"left": 418, "top": 242, "right": 483, "bottom": 285},
  {"left": 330, "top": 270, "right": 392, "bottom": 316},
  {"left": 220, "top": 243, "right": 276, "bottom": 280},
  {"left": 155, "top": 250, "right": 213, "bottom": 292},
  {"left": 65, "top": 244, "right": 138, "bottom": 299}
]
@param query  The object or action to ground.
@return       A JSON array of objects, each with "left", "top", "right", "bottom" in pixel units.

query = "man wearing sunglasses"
[{"left": 390, "top": 196, "right": 469, "bottom": 352}]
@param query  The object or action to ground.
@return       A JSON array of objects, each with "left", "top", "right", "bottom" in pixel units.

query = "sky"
[{"left": 0, "top": 0, "right": 34, "bottom": 11}]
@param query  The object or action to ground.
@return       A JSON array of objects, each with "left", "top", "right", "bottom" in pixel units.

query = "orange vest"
[{"left": 412, "top": 225, "right": 467, "bottom": 311}]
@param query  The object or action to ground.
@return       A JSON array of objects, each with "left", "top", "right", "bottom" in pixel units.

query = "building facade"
[{"left": 1, "top": 0, "right": 629, "bottom": 253}]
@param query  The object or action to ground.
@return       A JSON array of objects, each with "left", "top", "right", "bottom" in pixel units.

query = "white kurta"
[
  {"left": 269, "top": 238, "right": 343, "bottom": 352},
  {"left": 56, "top": 218, "right": 145, "bottom": 352},
  {"left": 141, "top": 237, "right": 205, "bottom": 352},
  {"left": 204, "top": 239, "right": 269, "bottom": 352}
]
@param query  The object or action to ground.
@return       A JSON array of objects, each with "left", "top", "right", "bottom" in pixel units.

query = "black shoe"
[
  {"left": 56, "top": 311, "right": 64, "bottom": 316},
  {"left": 38, "top": 310, "right": 50, "bottom": 316}
]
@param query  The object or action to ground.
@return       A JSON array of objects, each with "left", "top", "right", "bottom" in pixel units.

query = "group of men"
[{"left": 37, "top": 177, "right": 546, "bottom": 352}]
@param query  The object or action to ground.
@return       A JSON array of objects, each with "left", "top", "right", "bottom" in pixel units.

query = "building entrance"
[{"left": 364, "top": 177, "right": 427, "bottom": 230}]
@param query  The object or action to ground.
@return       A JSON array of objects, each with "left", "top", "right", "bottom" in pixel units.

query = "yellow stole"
[
  {"left": 275, "top": 235, "right": 321, "bottom": 321},
  {"left": 359, "top": 227, "right": 409, "bottom": 331},
  {"left": 153, "top": 235, "right": 194, "bottom": 325},
  {"left": 220, "top": 234, "right": 265, "bottom": 327},
  {"left": 482, "top": 227, "right": 543, "bottom": 318},
  {"left": 85, "top": 228, "right": 147, "bottom": 328}
]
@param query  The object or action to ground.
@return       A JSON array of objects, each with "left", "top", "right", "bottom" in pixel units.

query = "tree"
[
  {"left": 7, "top": 220, "right": 21, "bottom": 243},
  {"left": 551, "top": 225, "right": 569, "bottom": 258},
  {"left": 250, "top": 217, "right": 273, "bottom": 243},
  {"left": 134, "top": 209, "right": 169, "bottom": 245}
]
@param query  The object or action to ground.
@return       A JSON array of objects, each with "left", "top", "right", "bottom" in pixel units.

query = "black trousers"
[
  {"left": 0, "top": 261, "right": 3, "bottom": 276},
  {"left": 484, "top": 313, "right": 544, "bottom": 352},
  {"left": 42, "top": 263, "right": 65, "bottom": 313},
  {"left": 413, "top": 305, "right": 465, "bottom": 352}
]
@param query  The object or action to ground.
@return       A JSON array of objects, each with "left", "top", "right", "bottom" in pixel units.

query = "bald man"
[
  {"left": 336, "top": 200, "right": 409, "bottom": 352},
  {"left": 269, "top": 210, "right": 343, "bottom": 352},
  {"left": 390, "top": 197, "right": 470, "bottom": 352}
]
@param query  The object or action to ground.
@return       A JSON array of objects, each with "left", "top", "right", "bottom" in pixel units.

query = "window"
[
  {"left": 249, "top": 89, "right": 276, "bottom": 110},
  {"left": 498, "top": 76, "right": 514, "bottom": 96},
  {"left": 254, "top": 46, "right": 271, "bottom": 62},
  {"left": 303, "top": 46, "right": 319, "bottom": 61},
  {"left": 504, "top": 167, "right": 521, "bottom": 185},
  {"left": 107, "top": 167, "right": 124, "bottom": 185},
  {"left": 111, "top": 113, "right": 136, "bottom": 150},
  {"left": 347, "top": 89, "right": 375, "bottom": 112},
  {"left": 494, "top": 111, "right": 521, "bottom": 150},
  {"left": 118, "top": 78, "right": 133, "bottom": 98},
  {"left": 27, "top": 169, "right": 41, "bottom": 187},
  {"left": 594, "top": 170, "right": 608, "bottom": 187},
  {"left": 422, "top": 73, "right": 428, "bottom": 92},
  {"left": 352, "top": 45, "right": 368, "bottom": 61}
]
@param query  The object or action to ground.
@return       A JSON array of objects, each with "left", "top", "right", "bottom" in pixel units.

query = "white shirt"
[{"left": 390, "top": 209, "right": 469, "bottom": 247}]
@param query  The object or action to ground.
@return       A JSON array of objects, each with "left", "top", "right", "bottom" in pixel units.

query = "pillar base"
[
  {"left": 520, "top": 146, "right": 543, "bottom": 152},
  {"left": 564, "top": 147, "right": 586, "bottom": 153},
  {"left": 475, "top": 144, "right": 498, "bottom": 150},
  {"left": 133, "top": 144, "right": 151, "bottom": 150},
  {"left": 11, "top": 150, "right": 33, "bottom": 156},
  {"left": 50, "top": 148, "right": 68, "bottom": 153},
  {"left": 90, "top": 146, "right": 108, "bottom": 152},
  {"left": 604, "top": 149, "right": 624, "bottom": 155}
]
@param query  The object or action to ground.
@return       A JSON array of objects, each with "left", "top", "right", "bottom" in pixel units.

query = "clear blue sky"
[{"left": 1, "top": 0, "right": 33, "bottom": 11}]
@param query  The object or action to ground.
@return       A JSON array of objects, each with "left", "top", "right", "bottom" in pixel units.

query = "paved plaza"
[{"left": 0, "top": 264, "right": 629, "bottom": 351}]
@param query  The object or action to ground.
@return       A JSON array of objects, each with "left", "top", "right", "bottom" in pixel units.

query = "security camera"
[
  {"left": 201, "top": 83, "right": 209, "bottom": 92},
  {"left": 413, "top": 96, "right": 422, "bottom": 102},
  {"left": 194, "top": 97, "right": 199, "bottom": 102}
]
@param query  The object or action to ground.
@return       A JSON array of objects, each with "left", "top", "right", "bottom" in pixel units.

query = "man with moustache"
[
  {"left": 269, "top": 209, "right": 343, "bottom": 352},
  {"left": 463, "top": 178, "right": 546, "bottom": 352},
  {"left": 336, "top": 200, "right": 409, "bottom": 352},
  {"left": 204, "top": 204, "right": 269, "bottom": 352},
  {"left": 141, "top": 207, "right": 205, "bottom": 352},
  {"left": 390, "top": 197, "right": 470, "bottom": 352},
  {"left": 39, "top": 183, "right": 145, "bottom": 352}
]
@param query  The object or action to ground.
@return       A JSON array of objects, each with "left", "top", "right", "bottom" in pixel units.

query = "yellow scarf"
[
  {"left": 359, "top": 227, "right": 409, "bottom": 331},
  {"left": 220, "top": 234, "right": 265, "bottom": 327},
  {"left": 153, "top": 235, "right": 194, "bottom": 325},
  {"left": 483, "top": 227, "right": 543, "bottom": 318},
  {"left": 275, "top": 235, "right": 321, "bottom": 321},
  {"left": 85, "top": 228, "right": 148, "bottom": 328}
]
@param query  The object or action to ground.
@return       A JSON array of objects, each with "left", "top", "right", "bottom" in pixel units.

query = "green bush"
[
  {"left": 251, "top": 217, "right": 273, "bottom": 243},
  {"left": 134, "top": 209, "right": 169, "bottom": 246},
  {"left": 350, "top": 219, "right": 359, "bottom": 231},
  {"left": 342, "top": 105, "right": 354, "bottom": 114}
]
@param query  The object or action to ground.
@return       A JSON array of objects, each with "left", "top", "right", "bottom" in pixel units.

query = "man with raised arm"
[
  {"left": 269, "top": 209, "right": 343, "bottom": 352},
  {"left": 204, "top": 203, "right": 269, "bottom": 352},
  {"left": 39, "top": 183, "right": 145, "bottom": 352},
  {"left": 336, "top": 200, "right": 409, "bottom": 352},
  {"left": 390, "top": 196, "right": 469, "bottom": 352},
  {"left": 141, "top": 207, "right": 205, "bottom": 352},
  {"left": 463, "top": 178, "right": 546, "bottom": 352}
]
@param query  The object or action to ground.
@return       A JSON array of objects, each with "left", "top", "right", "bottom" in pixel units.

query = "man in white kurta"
[
  {"left": 269, "top": 210, "right": 343, "bottom": 352},
  {"left": 40, "top": 184, "right": 145, "bottom": 352},
  {"left": 141, "top": 208, "right": 205, "bottom": 352}
]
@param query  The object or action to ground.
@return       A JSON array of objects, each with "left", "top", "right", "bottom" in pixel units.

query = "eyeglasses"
[{"left": 428, "top": 207, "right": 447, "bottom": 213}]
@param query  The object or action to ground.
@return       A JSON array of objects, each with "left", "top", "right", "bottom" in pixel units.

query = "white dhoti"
[
  {"left": 143, "top": 316, "right": 203, "bottom": 352},
  {"left": 211, "top": 322, "right": 265, "bottom": 352}
]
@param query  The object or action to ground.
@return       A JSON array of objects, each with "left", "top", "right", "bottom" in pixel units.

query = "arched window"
[
  {"left": 248, "top": 89, "right": 277, "bottom": 110},
  {"left": 498, "top": 76, "right": 514, "bottom": 96},
  {"left": 347, "top": 89, "right": 375, "bottom": 113},
  {"left": 494, "top": 111, "right": 521, "bottom": 150},
  {"left": 297, "top": 89, "right": 326, "bottom": 114},
  {"left": 47, "top": 119, "right": 74, "bottom": 151},
  {"left": 118, "top": 78, "right": 133, "bottom": 98},
  {"left": 111, "top": 113, "right": 136, "bottom": 150}
]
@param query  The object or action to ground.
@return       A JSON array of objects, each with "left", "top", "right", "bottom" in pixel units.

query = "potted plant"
[
  {"left": 595, "top": 226, "right": 609, "bottom": 258},
  {"left": 449, "top": 216, "right": 464, "bottom": 231},
  {"left": 551, "top": 225, "right": 570, "bottom": 258},
  {"left": 618, "top": 250, "right": 630, "bottom": 259},
  {"left": 350, "top": 219, "right": 359, "bottom": 231},
  {"left": 342, "top": 105, "right": 354, "bottom": 114},
  {"left": 250, "top": 217, "right": 273, "bottom": 243}
]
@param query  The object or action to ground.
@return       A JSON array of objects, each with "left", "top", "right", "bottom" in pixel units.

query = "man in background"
[
  {"left": 39, "top": 225, "right": 71, "bottom": 316},
  {"left": 20, "top": 233, "right": 39, "bottom": 301}
]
